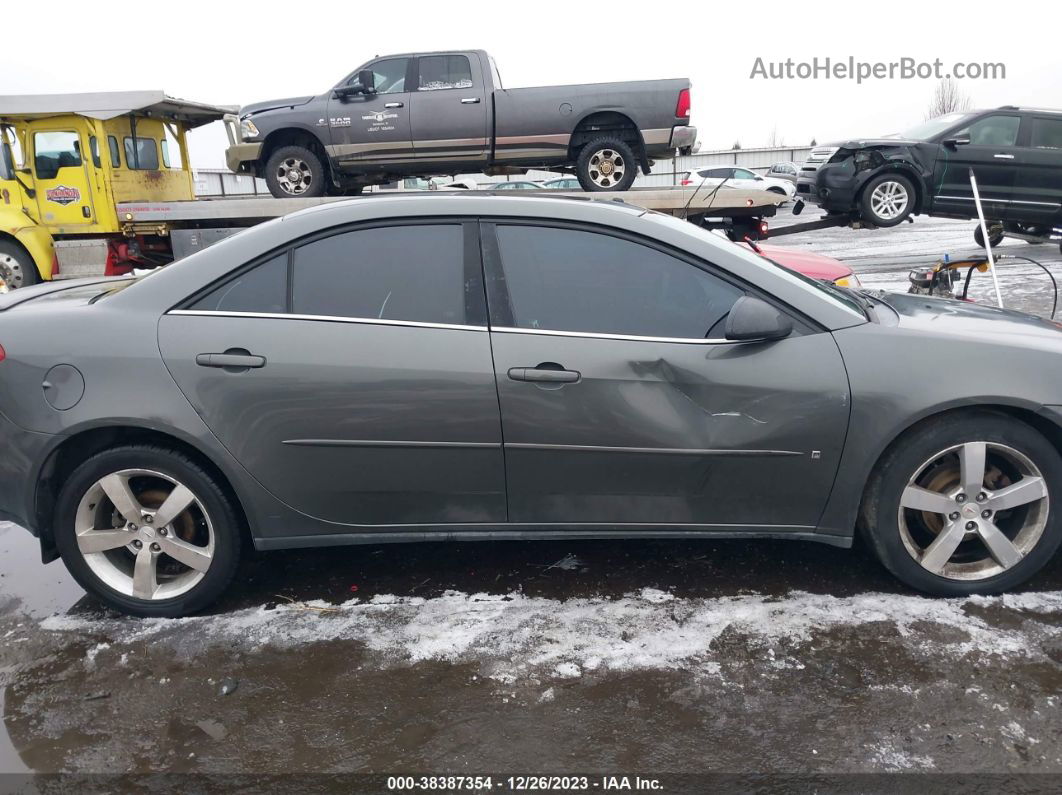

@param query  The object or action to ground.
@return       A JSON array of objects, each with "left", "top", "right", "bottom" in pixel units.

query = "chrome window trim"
[
  {"left": 490, "top": 325, "right": 736, "bottom": 345},
  {"left": 167, "top": 309, "right": 486, "bottom": 333}
]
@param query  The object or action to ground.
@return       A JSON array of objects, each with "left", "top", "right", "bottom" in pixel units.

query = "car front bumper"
[{"left": 225, "top": 142, "right": 264, "bottom": 175}]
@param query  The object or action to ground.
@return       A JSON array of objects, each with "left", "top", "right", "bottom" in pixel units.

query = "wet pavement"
[{"left": 2, "top": 217, "right": 1062, "bottom": 789}]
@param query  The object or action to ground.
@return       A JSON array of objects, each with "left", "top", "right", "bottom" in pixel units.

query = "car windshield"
[
  {"left": 894, "top": 112, "right": 976, "bottom": 141},
  {"left": 644, "top": 213, "right": 867, "bottom": 319}
]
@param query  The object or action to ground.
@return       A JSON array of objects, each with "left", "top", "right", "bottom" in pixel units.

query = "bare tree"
[
  {"left": 926, "top": 78, "right": 972, "bottom": 120},
  {"left": 766, "top": 126, "right": 784, "bottom": 148},
  {"left": 731, "top": 140, "right": 742, "bottom": 150},
  {"left": 809, "top": 138, "right": 818, "bottom": 146}
]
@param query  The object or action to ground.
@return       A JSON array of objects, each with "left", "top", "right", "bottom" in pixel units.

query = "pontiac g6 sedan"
[{"left": 1, "top": 194, "right": 1061, "bottom": 616}]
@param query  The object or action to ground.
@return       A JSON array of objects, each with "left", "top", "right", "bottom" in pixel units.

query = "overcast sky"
[{"left": 2, "top": 0, "right": 1057, "bottom": 169}]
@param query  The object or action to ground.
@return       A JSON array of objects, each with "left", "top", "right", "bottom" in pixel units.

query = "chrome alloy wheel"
[
  {"left": 869, "top": 180, "right": 910, "bottom": 221},
  {"left": 0, "top": 251, "right": 25, "bottom": 293},
  {"left": 74, "top": 469, "right": 215, "bottom": 601},
  {"left": 587, "top": 148, "right": 626, "bottom": 189},
  {"left": 275, "top": 157, "right": 314, "bottom": 196},
  {"left": 898, "top": 442, "right": 1049, "bottom": 580}
]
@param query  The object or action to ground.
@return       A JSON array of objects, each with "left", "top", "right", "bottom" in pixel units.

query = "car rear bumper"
[
  {"left": 668, "top": 124, "right": 697, "bottom": 153},
  {"left": 0, "top": 409, "right": 52, "bottom": 533},
  {"left": 225, "top": 143, "right": 263, "bottom": 175}
]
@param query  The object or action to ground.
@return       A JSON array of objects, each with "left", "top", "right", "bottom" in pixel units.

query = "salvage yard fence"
[{"left": 193, "top": 145, "right": 815, "bottom": 197}]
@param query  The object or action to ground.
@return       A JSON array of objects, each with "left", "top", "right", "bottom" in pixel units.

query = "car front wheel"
[
  {"left": 859, "top": 173, "right": 915, "bottom": 227},
  {"left": 265, "top": 145, "right": 328, "bottom": 198},
  {"left": 862, "top": 412, "right": 1061, "bottom": 595},
  {"left": 53, "top": 446, "right": 242, "bottom": 617}
]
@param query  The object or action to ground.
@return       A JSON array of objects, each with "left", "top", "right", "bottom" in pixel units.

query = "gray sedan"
[{"left": 1, "top": 194, "right": 1060, "bottom": 616}]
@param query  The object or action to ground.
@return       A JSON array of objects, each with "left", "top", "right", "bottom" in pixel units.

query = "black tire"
[
  {"left": 861, "top": 411, "right": 1062, "bottom": 596},
  {"left": 858, "top": 173, "right": 916, "bottom": 227},
  {"left": 53, "top": 445, "right": 243, "bottom": 617},
  {"left": 0, "top": 240, "right": 41, "bottom": 292},
  {"left": 974, "top": 223, "right": 1005, "bottom": 248},
  {"left": 575, "top": 137, "right": 638, "bottom": 192},
  {"left": 265, "top": 145, "right": 328, "bottom": 198}
]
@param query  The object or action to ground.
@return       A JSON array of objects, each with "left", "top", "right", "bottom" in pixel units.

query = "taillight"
[
  {"left": 680, "top": 178, "right": 692, "bottom": 186},
  {"left": 0, "top": 344, "right": 6, "bottom": 363},
  {"left": 676, "top": 88, "right": 691, "bottom": 118}
]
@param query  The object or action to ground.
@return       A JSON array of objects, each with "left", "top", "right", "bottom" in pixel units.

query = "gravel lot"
[{"left": 2, "top": 210, "right": 1061, "bottom": 789}]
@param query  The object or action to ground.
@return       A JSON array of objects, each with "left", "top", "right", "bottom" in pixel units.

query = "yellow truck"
[
  {"left": 0, "top": 91, "right": 785, "bottom": 292},
  {"left": 0, "top": 92, "right": 231, "bottom": 291}
]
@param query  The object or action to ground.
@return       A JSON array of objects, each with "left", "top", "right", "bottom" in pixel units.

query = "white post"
[{"left": 969, "top": 168, "right": 1004, "bottom": 308}]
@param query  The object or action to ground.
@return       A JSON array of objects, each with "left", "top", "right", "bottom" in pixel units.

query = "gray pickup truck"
[{"left": 225, "top": 50, "right": 696, "bottom": 197}]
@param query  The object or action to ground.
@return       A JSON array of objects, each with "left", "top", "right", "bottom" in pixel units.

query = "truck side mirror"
[
  {"left": 0, "top": 143, "right": 13, "bottom": 181},
  {"left": 358, "top": 70, "right": 376, "bottom": 94}
]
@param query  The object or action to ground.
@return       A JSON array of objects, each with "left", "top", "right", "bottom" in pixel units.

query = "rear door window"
[
  {"left": 1029, "top": 117, "right": 1062, "bottom": 150},
  {"left": 189, "top": 253, "right": 288, "bottom": 314},
  {"left": 292, "top": 224, "right": 479, "bottom": 326},
  {"left": 417, "top": 55, "right": 473, "bottom": 91}
]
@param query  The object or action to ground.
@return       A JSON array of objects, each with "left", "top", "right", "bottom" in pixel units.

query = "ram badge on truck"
[{"left": 225, "top": 50, "right": 696, "bottom": 197}]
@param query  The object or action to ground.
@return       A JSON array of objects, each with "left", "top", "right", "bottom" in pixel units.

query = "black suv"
[{"left": 797, "top": 107, "right": 1062, "bottom": 238}]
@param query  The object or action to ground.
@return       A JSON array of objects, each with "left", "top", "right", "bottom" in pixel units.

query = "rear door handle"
[
  {"left": 384, "top": 102, "right": 404, "bottom": 108},
  {"left": 461, "top": 97, "right": 481, "bottom": 104},
  {"left": 196, "top": 351, "right": 266, "bottom": 370},
  {"left": 508, "top": 365, "right": 580, "bottom": 383},
  {"left": 993, "top": 153, "right": 1015, "bottom": 159}
]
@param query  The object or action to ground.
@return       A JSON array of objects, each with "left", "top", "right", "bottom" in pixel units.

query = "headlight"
[
  {"left": 834, "top": 272, "right": 862, "bottom": 287},
  {"left": 240, "top": 118, "right": 260, "bottom": 139}
]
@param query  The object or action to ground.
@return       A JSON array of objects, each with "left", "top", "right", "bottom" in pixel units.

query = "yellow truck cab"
[{"left": 0, "top": 92, "right": 231, "bottom": 291}]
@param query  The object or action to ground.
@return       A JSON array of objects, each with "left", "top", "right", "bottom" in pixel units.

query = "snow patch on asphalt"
[{"left": 41, "top": 589, "right": 1062, "bottom": 677}]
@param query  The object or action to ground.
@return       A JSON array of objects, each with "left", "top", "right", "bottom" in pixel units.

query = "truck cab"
[{"left": 0, "top": 92, "right": 231, "bottom": 291}]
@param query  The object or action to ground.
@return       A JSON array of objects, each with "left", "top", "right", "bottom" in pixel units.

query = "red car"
[{"left": 741, "top": 241, "right": 861, "bottom": 288}]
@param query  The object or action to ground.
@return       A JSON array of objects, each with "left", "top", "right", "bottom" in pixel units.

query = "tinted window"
[
  {"left": 1030, "top": 117, "right": 1062, "bottom": 150},
  {"left": 418, "top": 55, "right": 473, "bottom": 91},
  {"left": 696, "top": 167, "right": 730, "bottom": 179},
  {"left": 124, "top": 137, "right": 159, "bottom": 170},
  {"left": 89, "top": 136, "right": 102, "bottom": 168},
  {"left": 293, "top": 225, "right": 470, "bottom": 325},
  {"left": 350, "top": 58, "right": 408, "bottom": 94},
  {"left": 956, "top": 115, "right": 1021, "bottom": 147},
  {"left": 190, "top": 253, "right": 288, "bottom": 313},
  {"left": 108, "top": 136, "right": 121, "bottom": 167},
  {"left": 34, "top": 131, "right": 81, "bottom": 179},
  {"left": 494, "top": 225, "right": 743, "bottom": 339}
]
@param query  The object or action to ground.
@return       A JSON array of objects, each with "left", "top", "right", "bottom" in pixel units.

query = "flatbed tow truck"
[{"left": 0, "top": 91, "right": 785, "bottom": 291}]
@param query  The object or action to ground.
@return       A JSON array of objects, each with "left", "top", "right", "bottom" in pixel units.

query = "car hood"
[
  {"left": 825, "top": 137, "right": 921, "bottom": 149},
  {"left": 875, "top": 291, "right": 1062, "bottom": 347},
  {"left": 747, "top": 244, "right": 852, "bottom": 282},
  {"left": 241, "top": 95, "right": 316, "bottom": 116}
]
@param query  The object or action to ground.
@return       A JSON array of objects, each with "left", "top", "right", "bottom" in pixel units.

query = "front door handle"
[
  {"left": 460, "top": 97, "right": 481, "bottom": 104},
  {"left": 384, "top": 102, "right": 404, "bottom": 108},
  {"left": 993, "top": 153, "right": 1015, "bottom": 159},
  {"left": 196, "top": 350, "right": 266, "bottom": 371},
  {"left": 508, "top": 364, "right": 581, "bottom": 383}
]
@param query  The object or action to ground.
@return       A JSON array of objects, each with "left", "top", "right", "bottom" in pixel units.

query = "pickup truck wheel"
[
  {"left": 576, "top": 137, "right": 638, "bottom": 192},
  {"left": 0, "top": 241, "right": 40, "bottom": 293},
  {"left": 859, "top": 173, "right": 915, "bottom": 227},
  {"left": 265, "top": 145, "right": 327, "bottom": 198}
]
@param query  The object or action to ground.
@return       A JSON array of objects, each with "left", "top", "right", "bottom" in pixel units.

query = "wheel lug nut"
[
  {"left": 151, "top": 543, "right": 161, "bottom": 552},
  {"left": 976, "top": 493, "right": 987, "bottom": 503},
  {"left": 982, "top": 509, "right": 992, "bottom": 519},
  {"left": 965, "top": 521, "right": 977, "bottom": 530},
  {"left": 132, "top": 539, "right": 142, "bottom": 549},
  {"left": 127, "top": 523, "right": 138, "bottom": 531},
  {"left": 143, "top": 515, "right": 153, "bottom": 524},
  {"left": 956, "top": 494, "right": 967, "bottom": 503},
  {"left": 949, "top": 512, "right": 960, "bottom": 520},
  {"left": 159, "top": 527, "right": 168, "bottom": 537}
]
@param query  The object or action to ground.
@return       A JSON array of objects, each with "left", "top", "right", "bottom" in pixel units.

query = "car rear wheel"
[
  {"left": 859, "top": 173, "right": 915, "bottom": 227},
  {"left": 0, "top": 241, "right": 41, "bottom": 293},
  {"left": 862, "top": 412, "right": 1061, "bottom": 595},
  {"left": 575, "top": 137, "right": 638, "bottom": 192},
  {"left": 53, "top": 446, "right": 242, "bottom": 617},
  {"left": 265, "top": 145, "right": 328, "bottom": 198}
]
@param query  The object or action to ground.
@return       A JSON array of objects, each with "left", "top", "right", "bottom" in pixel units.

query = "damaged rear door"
[{"left": 481, "top": 221, "right": 850, "bottom": 530}]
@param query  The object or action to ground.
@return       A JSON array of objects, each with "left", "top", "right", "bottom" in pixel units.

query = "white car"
[{"left": 681, "top": 166, "right": 796, "bottom": 199}]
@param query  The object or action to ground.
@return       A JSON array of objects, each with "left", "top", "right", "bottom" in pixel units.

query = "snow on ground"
[{"left": 41, "top": 588, "right": 1062, "bottom": 680}]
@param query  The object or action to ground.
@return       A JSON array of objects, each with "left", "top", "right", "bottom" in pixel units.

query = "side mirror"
[
  {"left": 333, "top": 84, "right": 358, "bottom": 99},
  {"left": 0, "top": 143, "right": 13, "bottom": 181},
  {"left": 725, "top": 296, "right": 793, "bottom": 342},
  {"left": 943, "top": 136, "right": 970, "bottom": 150},
  {"left": 358, "top": 69, "right": 376, "bottom": 94}
]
